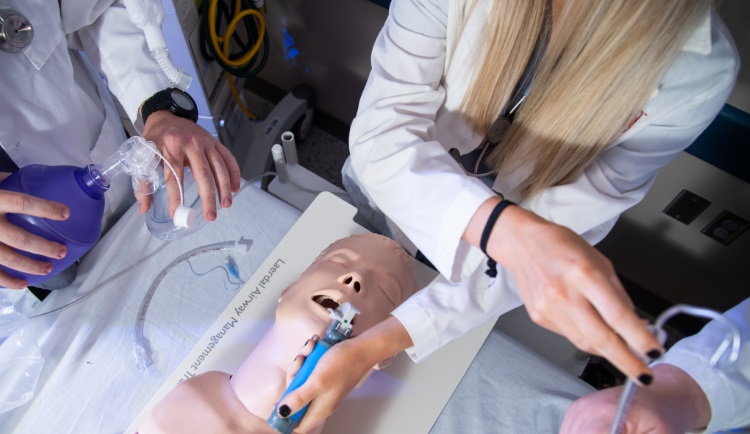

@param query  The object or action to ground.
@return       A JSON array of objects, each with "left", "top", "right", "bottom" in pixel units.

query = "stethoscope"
[
  {"left": 0, "top": 8, "right": 33, "bottom": 53},
  {"left": 449, "top": 2, "right": 552, "bottom": 180}
]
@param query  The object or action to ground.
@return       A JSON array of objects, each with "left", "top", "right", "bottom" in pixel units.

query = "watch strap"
[{"left": 140, "top": 88, "right": 198, "bottom": 125}]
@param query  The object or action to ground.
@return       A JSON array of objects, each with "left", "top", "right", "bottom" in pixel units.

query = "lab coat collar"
[{"left": 682, "top": 8, "right": 712, "bottom": 55}]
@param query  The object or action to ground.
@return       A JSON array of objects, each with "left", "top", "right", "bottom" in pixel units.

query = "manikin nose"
[{"left": 341, "top": 274, "right": 361, "bottom": 293}]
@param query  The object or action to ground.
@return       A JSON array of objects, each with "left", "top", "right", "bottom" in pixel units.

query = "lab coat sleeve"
[
  {"left": 392, "top": 263, "right": 523, "bottom": 362},
  {"left": 349, "top": 0, "right": 496, "bottom": 283},
  {"left": 657, "top": 298, "right": 750, "bottom": 433},
  {"left": 72, "top": 2, "right": 169, "bottom": 124},
  {"left": 522, "top": 13, "right": 739, "bottom": 247}
]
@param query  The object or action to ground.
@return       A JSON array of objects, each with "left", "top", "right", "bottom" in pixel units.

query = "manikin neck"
[{"left": 230, "top": 320, "right": 327, "bottom": 420}]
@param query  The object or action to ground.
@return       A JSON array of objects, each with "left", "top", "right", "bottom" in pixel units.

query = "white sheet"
[
  {"left": 430, "top": 326, "right": 595, "bottom": 433},
  {"left": 0, "top": 185, "right": 301, "bottom": 434}
]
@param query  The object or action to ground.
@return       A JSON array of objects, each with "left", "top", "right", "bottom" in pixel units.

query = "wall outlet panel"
[
  {"left": 701, "top": 210, "right": 750, "bottom": 245},
  {"left": 662, "top": 189, "right": 712, "bottom": 224}
]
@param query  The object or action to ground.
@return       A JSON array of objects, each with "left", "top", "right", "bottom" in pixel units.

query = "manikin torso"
[{"left": 136, "top": 328, "right": 324, "bottom": 434}]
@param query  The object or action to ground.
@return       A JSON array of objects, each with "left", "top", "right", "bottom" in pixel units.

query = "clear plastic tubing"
[
  {"left": 134, "top": 237, "right": 252, "bottom": 371},
  {"left": 122, "top": 0, "right": 192, "bottom": 91}
]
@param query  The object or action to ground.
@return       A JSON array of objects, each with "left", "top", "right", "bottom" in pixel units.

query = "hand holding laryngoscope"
[{"left": 268, "top": 303, "right": 360, "bottom": 434}]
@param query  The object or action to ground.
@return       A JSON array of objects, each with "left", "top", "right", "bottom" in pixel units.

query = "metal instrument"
[{"left": 0, "top": 8, "right": 33, "bottom": 53}]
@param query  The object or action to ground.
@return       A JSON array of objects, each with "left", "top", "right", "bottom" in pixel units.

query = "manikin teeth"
[{"left": 313, "top": 295, "right": 340, "bottom": 311}]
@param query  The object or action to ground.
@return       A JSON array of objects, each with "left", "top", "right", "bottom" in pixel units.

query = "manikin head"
[{"left": 275, "top": 233, "right": 420, "bottom": 338}]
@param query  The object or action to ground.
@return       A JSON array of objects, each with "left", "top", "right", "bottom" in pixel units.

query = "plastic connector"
[
  {"left": 122, "top": 0, "right": 192, "bottom": 91},
  {"left": 173, "top": 204, "right": 197, "bottom": 228},
  {"left": 151, "top": 47, "right": 192, "bottom": 91},
  {"left": 96, "top": 136, "right": 161, "bottom": 195},
  {"left": 280, "top": 131, "right": 298, "bottom": 165},
  {"left": 271, "top": 144, "right": 289, "bottom": 182}
]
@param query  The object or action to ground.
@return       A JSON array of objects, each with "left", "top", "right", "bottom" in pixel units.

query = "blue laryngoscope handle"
[{"left": 277, "top": 340, "right": 332, "bottom": 423}]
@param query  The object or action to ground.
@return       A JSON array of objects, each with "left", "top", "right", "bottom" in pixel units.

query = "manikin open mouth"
[{"left": 312, "top": 295, "right": 340, "bottom": 311}]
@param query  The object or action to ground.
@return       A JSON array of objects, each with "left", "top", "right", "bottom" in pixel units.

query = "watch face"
[{"left": 170, "top": 89, "right": 194, "bottom": 110}]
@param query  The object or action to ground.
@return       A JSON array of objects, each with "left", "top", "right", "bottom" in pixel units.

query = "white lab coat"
[
  {"left": 659, "top": 298, "right": 750, "bottom": 433},
  {"left": 346, "top": 0, "right": 740, "bottom": 361},
  {"left": 0, "top": 0, "right": 169, "bottom": 230}
]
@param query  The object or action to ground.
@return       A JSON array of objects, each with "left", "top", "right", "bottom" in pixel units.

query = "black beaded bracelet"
[{"left": 480, "top": 199, "right": 515, "bottom": 278}]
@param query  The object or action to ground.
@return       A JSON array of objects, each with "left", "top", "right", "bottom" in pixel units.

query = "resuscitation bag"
[{"left": 0, "top": 137, "right": 161, "bottom": 289}]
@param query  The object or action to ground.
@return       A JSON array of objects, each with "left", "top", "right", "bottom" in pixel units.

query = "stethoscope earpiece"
[{"left": 0, "top": 8, "right": 33, "bottom": 53}]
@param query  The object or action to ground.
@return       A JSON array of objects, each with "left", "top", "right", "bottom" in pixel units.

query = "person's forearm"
[
  {"left": 462, "top": 196, "right": 540, "bottom": 269},
  {"left": 354, "top": 315, "right": 414, "bottom": 368},
  {"left": 462, "top": 196, "right": 661, "bottom": 383},
  {"left": 78, "top": 4, "right": 166, "bottom": 123},
  {"left": 462, "top": 197, "right": 501, "bottom": 248}
]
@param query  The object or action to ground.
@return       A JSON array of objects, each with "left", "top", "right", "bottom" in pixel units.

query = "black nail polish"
[
  {"left": 279, "top": 405, "right": 291, "bottom": 418},
  {"left": 647, "top": 349, "right": 662, "bottom": 360},
  {"left": 638, "top": 373, "right": 653, "bottom": 386}
]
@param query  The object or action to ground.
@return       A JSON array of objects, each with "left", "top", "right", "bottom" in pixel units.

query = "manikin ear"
[
  {"left": 277, "top": 284, "right": 292, "bottom": 303},
  {"left": 352, "top": 356, "right": 397, "bottom": 389},
  {"left": 354, "top": 368, "right": 376, "bottom": 389},
  {"left": 278, "top": 274, "right": 305, "bottom": 303},
  {"left": 374, "top": 355, "right": 396, "bottom": 370}
]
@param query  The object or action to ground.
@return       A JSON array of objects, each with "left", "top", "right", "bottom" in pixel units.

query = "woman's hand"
[
  {"left": 464, "top": 197, "right": 663, "bottom": 384},
  {"left": 141, "top": 111, "right": 241, "bottom": 221},
  {"left": 275, "top": 316, "right": 413, "bottom": 433},
  {"left": 0, "top": 176, "right": 70, "bottom": 289},
  {"left": 560, "top": 364, "right": 711, "bottom": 433},
  {"left": 285, "top": 335, "right": 320, "bottom": 388}
]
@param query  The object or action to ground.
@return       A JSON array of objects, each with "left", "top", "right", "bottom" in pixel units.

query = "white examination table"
[{"left": 0, "top": 186, "right": 594, "bottom": 434}]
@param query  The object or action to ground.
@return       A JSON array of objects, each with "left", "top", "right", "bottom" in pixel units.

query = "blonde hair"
[{"left": 459, "top": 0, "right": 711, "bottom": 197}]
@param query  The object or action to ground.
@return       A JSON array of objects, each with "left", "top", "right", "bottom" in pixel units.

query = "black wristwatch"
[{"left": 140, "top": 88, "right": 199, "bottom": 125}]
